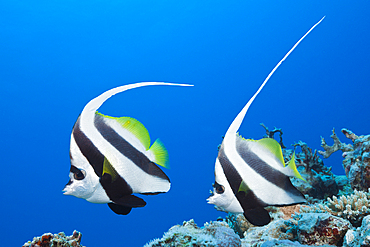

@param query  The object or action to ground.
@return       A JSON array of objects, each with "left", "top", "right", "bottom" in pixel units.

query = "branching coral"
[
  {"left": 300, "top": 189, "right": 370, "bottom": 227},
  {"left": 260, "top": 123, "right": 286, "bottom": 148},
  {"left": 319, "top": 128, "right": 354, "bottom": 158},
  {"left": 287, "top": 140, "right": 342, "bottom": 199},
  {"left": 319, "top": 128, "right": 370, "bottom": 191}
]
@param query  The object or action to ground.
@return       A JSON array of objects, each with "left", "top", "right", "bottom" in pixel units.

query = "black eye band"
[{"left": 70, "top": 165, "right": 86, "bottom": 180}]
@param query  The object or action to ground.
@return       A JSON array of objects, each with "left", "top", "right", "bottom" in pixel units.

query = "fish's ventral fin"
[
  {"left": 108, "top": 203, "right": 132, "bottom": 215},
  {"left": 149, "top": 138, "right": 169, "bottom": 168},
  {"left": 224, "top": 16, "right": 325, "bottom": 140},
  {"left": 244, "top": 207, "right": 271, "bottom": 226}
]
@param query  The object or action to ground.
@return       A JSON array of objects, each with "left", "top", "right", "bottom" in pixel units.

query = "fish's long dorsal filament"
[{"left": 224, "top": 16, "right": 325, "bottom": 140}]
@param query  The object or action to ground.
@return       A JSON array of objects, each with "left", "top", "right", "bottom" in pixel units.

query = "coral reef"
[
  {"left": 145, "top": 128, "right": 370, "bottom": 247},
  {"left": 300, "top": 189, "right": 370, "bottom": 227},
  {"left": 241, "top": 218, "right": 294, "bottom": 246},
  {"left": 319, "top": 128, "right": 370, "bottom": 191},
  {"left": 295, "top": 213, "right": 351, "bottom": 246},
  {"left": 343, "top": 215, "right": 370, "bottom": 247},
  {"left": 144, "top": 219, "right": 241, "bottom": 247},
  {"left": 288, "top": 140, "right": 343, "bottom": 199},
  {"left": 260, "top": 124, "right": 347, "bottom": 199},
  {"left": 260, "top": 123, "right": 286, "bottom": 148},
  {"left": 22, "top": 230, "right": 84, "bottom": 247}
]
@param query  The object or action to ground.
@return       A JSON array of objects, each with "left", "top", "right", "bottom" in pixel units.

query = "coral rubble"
[
  {"left": 22, "top": 231, "right": 84, "bottom": 247},
  {"left": 319, "top": 128, "right": 370, "bottom": 191},
  {"left": 144, "top": 219, "right": 241, "bottom": 247}
]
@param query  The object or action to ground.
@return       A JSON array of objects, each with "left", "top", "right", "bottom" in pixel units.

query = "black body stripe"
[
  {"left": 235, "top": 137, "right": 304, "bottom": 199},
  {"left": 94, "top": 114, "right": 170, "bottom": 182},
  {"left": 218, "top": 143, "right": 267, "bottom": 209},
  {"left": 72, "top": 116, "right": 134, "bottom": 200},
  {"left": 73, "top": 117, "right": 104, "bottom": 177}
]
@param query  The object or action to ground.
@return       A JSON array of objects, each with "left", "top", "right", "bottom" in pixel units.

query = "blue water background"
[{"left": 1, "top": 1, "right": 369, "bottom": 246}]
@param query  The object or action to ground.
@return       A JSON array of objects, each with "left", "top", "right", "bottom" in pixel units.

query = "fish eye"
[
  {"left": 74, "top": 169, "right": 86, "bottom": 180},
  {"left": 213, "top": 182, "right": 225, "bottom": 194}
]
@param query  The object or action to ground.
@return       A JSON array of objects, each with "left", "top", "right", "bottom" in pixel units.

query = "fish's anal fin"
[
  {"left": 97, "top": 113, "right": 151, "bottom": 150},
  {"left": 287, "top": 152, "right": 306, "bottom": 181},
  {"left": 244, "top": 207, "right": 271, "bottom": 226},
  {"left": 149, "top": 138, "right": 169, "bottom": 169},
  {"left": 108, "top": 203, "right": 132, "bottom": 215},
  {"left": 256, "top": 138, "right": 285, "bottom": 166},
  {"left": 111, "top": 194, "right": 146, "bottom": 208},
  {"left": 102, "top": 157, "right": 118, "bottom": 183}
]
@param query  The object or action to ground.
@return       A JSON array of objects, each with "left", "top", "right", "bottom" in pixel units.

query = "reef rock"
[
  {"left": 343, "top": 215, "right": 370, "bottom": 247},
  {"left": 22, "top": 230, "right": 84, "bottom": 247},
  {"left": 144, "top": 219, "right": 241, "bottom": 247},
  {"left": 241, "top": 219, "right": 295, "bottom": 247},
  {"left": 319, "top": 128, "right": 370, "bottom": 191},
  {"left": 296, "top": 213, "right": 351, "bottom": 246}
]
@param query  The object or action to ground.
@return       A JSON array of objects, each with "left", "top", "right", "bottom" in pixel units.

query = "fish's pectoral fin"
[
  {"left": 108, "top": 203, "right": 132, "bottom": 215},
  {"left": 243, "top": 207, "right": 271, "bottom": 226},
  {"left": 238, "top": 180, "right": 249, "bottom": 193},
  {"left": 286, "top": 152, "right": 306, "bottom": 181},
  {"left": 149, "top": 138, "right": 169, "bottom": 168},
  {"left": 102, "top": 157, "right": 118, "bottom": 182}
]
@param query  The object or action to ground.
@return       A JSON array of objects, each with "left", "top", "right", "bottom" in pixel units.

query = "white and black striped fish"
[
  {"left": 63, "top": 82, "right": 192, "bottom": 215},
  {"left": 207, "top": 17, "right": 325, "bottom": 226}
]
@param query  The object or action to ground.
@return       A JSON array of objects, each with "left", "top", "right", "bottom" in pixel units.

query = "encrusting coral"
[
  {"left": 22, "top": 230, "right": 84, "bottom": 247},
  {"left": 144, "top": 219, "right": 241, "bottom": 247},
  {"left": 319, "top": 128, "right": 370, "bottom": 191}
]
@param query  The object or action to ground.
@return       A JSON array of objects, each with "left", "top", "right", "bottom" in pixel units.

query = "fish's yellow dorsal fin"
[
  {"left": 97, "top": 112, "right": 151, "bottom": 150},
  {"left": 257, "top": 138, "right": 285, "bottom": 166},
  {"left": 287, "top": 152, "right": 306, "bottom": 181},
  {"left": 115, "top": 117, "right": 151, "bottom": 150},
  {"left": 238, "top": 180, "right": 250, "bottom": 193},
  {"left": 149, "top": 139, "right": 169, "bottom": 169},
  {"left": 103, "top": 157, "right": 119, "bottom": 182}
]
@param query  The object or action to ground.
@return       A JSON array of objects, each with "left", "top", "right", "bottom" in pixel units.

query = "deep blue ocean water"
[{"left": 1, "top": 1, "right": 369, "bottom": 246}]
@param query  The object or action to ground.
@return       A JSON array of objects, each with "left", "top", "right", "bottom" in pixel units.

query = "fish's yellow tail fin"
[{"left": 149, "top": 139, "right": 169, "bottom": 169}]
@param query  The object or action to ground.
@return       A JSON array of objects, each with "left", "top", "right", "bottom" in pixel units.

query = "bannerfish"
[
  {"left": 207, "top": 17, "right": 325, "bottom": 226},
  {"left": 63, "top": 82, "right": 193, "bottom": 215}
]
